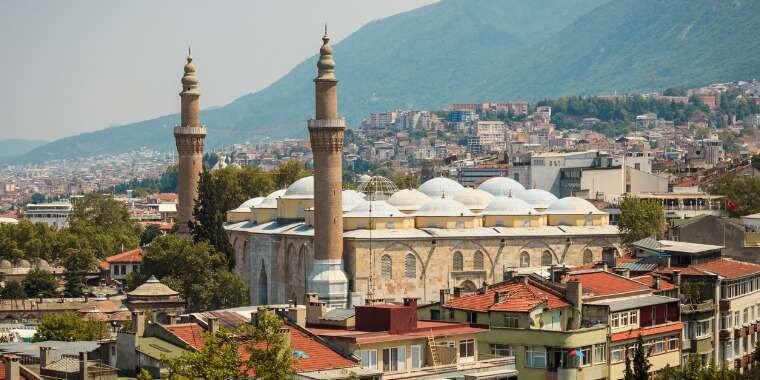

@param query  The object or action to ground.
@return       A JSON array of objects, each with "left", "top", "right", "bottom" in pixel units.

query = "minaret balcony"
[
  {"left": 173, "top": 125, "right": 208, "bottom": 135},
  {"left": 308, "top": 118, "right": 346, "bottom": 129}
]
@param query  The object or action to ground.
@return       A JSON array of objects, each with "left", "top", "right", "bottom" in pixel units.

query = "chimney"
[
  {"left": 250, "top": 311, "right": 258, "bottom": 325},
  {"left": 672, "top": 270, "right": 681, "bottom": 286},
  {"left": 566, "top": 279, "right": 583, "bottom": 329},
  {"left": 207, "top": 316, "right": 219, "bottom": 334},
  {"left": 286, "top": 306, "right": 306, "bottom": 328},
  {"left": 306, "top": 293, "right": 319, "bottom": 304},
  {"left": 132, "top": 312, "right": 145, "bottom": 336},
  {"left": 79, "top": 352, "right": 89, "bottom": 380},
  {"left": 552, "top": 267, "right": 570, "bottom": 284},
  {"left": 503, "top": 268, "right": 516, "bottom": 282},
  {"left": 439, "top": 289, "right": 451, "bottom": 306},
  {"left": 167, "top": 314, "right": 179, "bottom": 325},
  {"left": 594, "top": 262, "right": 608, "bottom": 271},
  {"left": 306, "top": 296, "right": 327, "bottom": 326},
  {"left": 653, "top": 275, "right": 661, "bottom": 290},
  {"left": 40, "top": 347, "right": 53, "bottom": 368},
  {"left": 613, "top": 267, "right": 631, "bottom": 278},
  {"left": 403, "top": 297, "right": 418, "bottom": 309},
  {"left": 4, "top": 355, "right": 20, "bottom": 380},
  {"left": 453, "top": 287, "right": 462, "bottom": 298}
]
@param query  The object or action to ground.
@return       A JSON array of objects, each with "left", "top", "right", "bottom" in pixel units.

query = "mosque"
[{"left": 222, "top": 31, "right": 621, "bottom": 307}]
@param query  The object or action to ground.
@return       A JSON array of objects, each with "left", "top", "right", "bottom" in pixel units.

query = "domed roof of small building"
[
  {"left": 232, "top": 197, "right": 265, "bottom": 212},
  {"left": 477, "top": 177, "right": 526, "bottom": 197},
  {"left": 127, "top": 275, "right": 179, "bottom": 297},
  {"left": 481, "top": 196, "right": 537, "bottom": 215},
  {"left": 342, "top": 190, "right": 368, "bottom": 212},
  {"left": 36, "top": 259, "right": 50, "bottom": 269},
  {"left": 256, "top": 189, "right": 287, "bottom": 209},
  {"left": 283, "top": 176, "right": 314, "bottom": 198},
  {"left": 516, "top": 189, "right": 559, "bottom": 209},
  {"left": 418, "top": 177, "right": 464, "bottom": 198},
  {"left": 388, "top": 189, "right": 430, "bottom": 212},
  {"left": 0, "top": 260, "right": 11, "bottom": 269},
  {"left": 345, "top": 201, "right": 404, "bottom": 218},
  {"left": 357, "top": 174, "right": 372, "bottom": 184},
  {"left": 415, "top": 197, "right": 474, "bottom": 217},
  {"left": 453, "top": 188, "right": 495, "bottom": 211},
  {"left": 546, "top": 197, "right": 603, "bottom": 214},
  {"left": 17, "top": 259, "right": 30, "bottom": 268}
]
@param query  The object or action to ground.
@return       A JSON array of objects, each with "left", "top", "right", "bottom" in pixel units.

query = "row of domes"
[{"left": 233, "top": 176, "right": 604, "bottom": 217}]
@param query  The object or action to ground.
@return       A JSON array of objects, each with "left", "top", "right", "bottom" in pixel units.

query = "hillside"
[
  {"left": 14, "top": 0, "right": 760, "bottom": 163},
  {"left": 0, "top": 139, "right": 48, "bottom": 158}
]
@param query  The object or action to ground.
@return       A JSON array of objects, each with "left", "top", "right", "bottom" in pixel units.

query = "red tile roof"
[
  {"left": 310, "top": 320, "right": 487, "bottom": 345},
  {"left": 692, "top": 258, "right": 760, "bottom": 280},
  {"left": 444, "top": 279, "right": 570, "bottom": 313},
  {"left": 569, "top": 271, "right": 651, "bottom": 299},
  {"left": 631, "top": 274, "right": 677, "bottom": 291},
  {"left": 610, "top": 322, "right": 683, "bottom": 342},
  {"left": 165, "top": 323, "right": 207, "bottom": 350},
  {"left": 99, "top": 248, "right": 143, "bottom": 271},
  {"left": 149, "top": 193, "right": 178, "bottom": 202}
]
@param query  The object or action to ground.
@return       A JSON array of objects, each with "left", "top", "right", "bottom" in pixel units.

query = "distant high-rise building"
[{"left": 174, "top": 53, "right": 207, "bottom": 236}]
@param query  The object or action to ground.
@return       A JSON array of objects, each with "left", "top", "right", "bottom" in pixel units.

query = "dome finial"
[
  {"left": 187, "top": 45, "right": 192, "bottom": 62},
  {"left": 181, "top": 48, "right": 199, "bottom": 95},
  {"left": 316, "top": 24, "right": 336, "bottom": 81}
]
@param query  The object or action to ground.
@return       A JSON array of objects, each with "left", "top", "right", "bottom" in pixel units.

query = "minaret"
[
  {"left": 174, "top": 51, "right": 207, "bottom": 236},
  {"left": 307, "top": 28, "right": 349, "bottom": 308}
]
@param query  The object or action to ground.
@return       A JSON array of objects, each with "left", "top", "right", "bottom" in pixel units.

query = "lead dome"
[
  {"left": 418, "top": 177, "right": 464, "bottom": 198},
  {"left": 453, "top": 188, "right": 494, "bottom": 211},
  {"left": 481, "top": 196, "right": 537, "bottom": 215},
  {"left": 388, "top": 189, "right": 430, "bottom": 212},
  {"left": 283, "top": 176, "right": 314, "bottom": 198},
  {"left": 546, "top": 197, "right": 603, "bottom": 214},
  {"left": 477, "top": 177, "right": 525, "bottom": 196},
  {"left": 516, "top": 189, "right": 558, "bottom": 209},
  {"left": 415, "top": 197, "right": 474, "bottom": 217}
]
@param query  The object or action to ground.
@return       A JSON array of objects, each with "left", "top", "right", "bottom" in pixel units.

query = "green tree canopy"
[
  {"left": 1, "top": 280, "right": 25, "bottom": 299},
  {"left": 708, "top": 176, "right": 760, "bottom": 217},
  {"left": 618, "top": 197, "right": 666, "bottom": 246},
  {"left": 22, "top": 268, "right": 59, "bottom": 298},
  {"left": 632, "top": 335, "right": 651, "bottom": 380},
  {"left": 241, "top": 309, "right": 295, "bottom": 380},
  {"left": 165, "top": 328, "right": 242, "bottom": 380},
  {"left": 32, "top": 312, "right": 109, "bottom": 342},
  {"left": 140, "top": 224, "right": 163, "bottom": 246},
  {"left": 62, "top": 248, "right": 97, "bottom": 297}
]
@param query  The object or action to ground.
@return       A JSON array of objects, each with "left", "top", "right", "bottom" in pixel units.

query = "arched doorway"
[{"left": 258, "top": 261, "right": 268, "bottom": 305}]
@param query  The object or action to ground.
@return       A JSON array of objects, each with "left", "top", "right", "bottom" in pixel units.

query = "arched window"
[
  {"left": 520, "top": 252, "right": 531, "bottom": 267},
  {"left": 583, "top": 249, "right": 593, "bottom": 264},
  {"left": 381, "top": 255, "right": 392, "bottom": 279},
  {"left": 258, "top": 261, "right": 268, "bottom": 305},
  {"left": 473, "top": 251, "right": 484, "bottom": 271},
  {"left": 460, "top": 280, "right": 477, "bottom": 293},
  {"left": 541, "top": 251, "right": 553, "bottom": 266},
  {"left": 453, "top": 251, "right": 464, "bottom": 271},
  {"left": 404, "top": 254, "right": 417, "bottom": 279}
]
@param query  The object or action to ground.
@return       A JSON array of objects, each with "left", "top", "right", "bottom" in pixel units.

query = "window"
[
  {"left": 744, "top": 308, "right": 750, "bottom": 324},
  {"left": 466, "top": 311, "right": 478, "bottom": 323},
  {"left": 611, "top": 346, "right": 624, "bottom": 363},
  {"left": 611, "top": 313, "right": 619, "bottom": 328},
  {"left": 473, "top": 250, "right": 484, "bottom": 271},
  {"left": 382, "top": 347, "right": 406, "bottom": 372},
  {"left": 526, "top": 346, "right": 547, "bottom": 368},
  {"left": 721, "top": 311, "right": 732, "bottom": 330},
  {"left": 520, "top": 251, "right": 531, "bottom": 267},
  {"left": 386, "top": 221, "right": 395, "bottom": 229},
  {"left": 522, "top": 218, "right": 530, "bottom": 227},
  {"left": 456, "top": 220, "right": 465, "bottom": 229},
  {"left": 583, "top": 249, "right": 593, "bottom": 264},
  {"left": 356, "top": 349, "right": 378, "bottom": 369},
  {"left": 691, "top": 320, "right": 711, "bottom": 338},
  {"left": 504, "top": 314, "right": 519, "bottom": 328},
  {"left": 490, "top": 344, "right": 514, "bottom": 357},
  {"left": 459, "top": 339, "right": 475, "bottom": 359},
  {"left": 668, "top": 337, "right": 679, "bottom": 351},
  {"left": 579, "top": 346, "right": 592, "bottom": 367},
  {"left": 411, "top": 345, "right": 422, "bottom": 369},
  {"left": 430, "top": 309, "right": 440, "bottom": 321},
  {"left": 541, "top": 251, "right": 552, "bottom": 266},
  {"left": 381, "top": 255, "right": 392, "bottom": 279},
  {"left": 629, "top": 311, "right": 638, "bottom": 325},
  {"left": 448, "top": 309, "right": 455, "bottom": 320},
  {"left": 735, "top": 311, "right": 741, "bottom": 327},
  {"left": 404, "top": 254, "right": 416, "bottom": 279},
  {"left": 594, "top": 344, "right": 606, "bottom": 364},
  {"left": 453, "top": 251, "right": 464, "bottom": 271},
  {"left": 611, "top": 311, "right": 638, "bottom": 329}
]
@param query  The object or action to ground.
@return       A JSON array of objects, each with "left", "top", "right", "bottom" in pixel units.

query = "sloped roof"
[
  {"left": 610, "top": 322, "right": 683, "bottom": 342},
  {"left": 136, "top": 337, "right": 188, "bottom": 360},
  {"left": 444, "top": 279, "right": 570, "bottom": 312},
  {"left": 165, "top": 323, "right": 206, "bottom": 350},
  {"left": 127, "top": 276, "right": 178, "bottom": 297},
  {"left": 631, "top": 274, "right": 677, "bottom": 291},
  {"left": 569, "top": 271, "right": 651, "bottom": 298},
  {"left": 692, "top": 258, "right": 760, "bottom": 280}
]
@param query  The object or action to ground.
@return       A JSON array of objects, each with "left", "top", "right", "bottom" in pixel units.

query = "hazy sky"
[{"left": 0, "top": 1, "right": 437, "bottom": 141}]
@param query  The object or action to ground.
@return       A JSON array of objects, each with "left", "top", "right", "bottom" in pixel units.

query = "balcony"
[
  {"left": 681, "top": 300, "right": 715, "bottom": 314},
  {"left": 383, "top": 357, "right": 517, "bottom": 380}
]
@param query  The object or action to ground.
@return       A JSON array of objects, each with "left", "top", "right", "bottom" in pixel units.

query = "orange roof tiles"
[
  {"left": 99, "top": 248, "right": 143, "bottom": 270},
  {"left": 310, "top": 320, "right": 487, "bottom": 345},
  {"left": 569, "top": 271, "right": 651, "bottom": 298},
  {"left": 610, "top": 322, "right": 683, "bottom": 342},
  {"left": 631, "top": 274, "right": 677, "bottom": 291},
  {"left": 165, "top": 323, "right": 206, "bottom": 350},
  {"left": 692, "top": 258, "right": 760, "bottom": 280},
  {"left": 444, "top": 279, "right": 570, "bottom": 313}
]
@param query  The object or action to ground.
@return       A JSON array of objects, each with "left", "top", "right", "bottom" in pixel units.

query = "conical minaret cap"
[
  {"left": 181, "top": 54, "right": 200, "bottom": 95},
  {"left": 316, "top": 27, "right": 336, "bottom": 81}
]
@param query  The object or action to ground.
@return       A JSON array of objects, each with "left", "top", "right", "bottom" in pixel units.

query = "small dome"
[
  {"left": 388, "top": 189, "right": 430, "bottom": 212},
  {"left": 516, "top": 189, "right": 558, "bottom": 209},
  {"left": 416, "top": 197, "right": 474, "bottom": 217},
  {"left": 546, "top": 197, "right": 603, "bottom": 214},
  {"left": 36, "top": 259, "right": 50, "bottom": 269},
  {"left": 418, "top": 177, "right": 464, "bottom": 198},
  {"left": 357, "top": 174, "right": 372, "bottom": 184},
  {"left": 477, "top": 177, "right": 525, "bottom": 196},
  {"left": 255, "top": 189, "right": 287, "bottom": 209},
  {"left": 283, "top": 176, "right": 314, "bottom": 198},
  {"left": 453, "top": 188, "right": 494, "bottom": 211},
  {"left": 342, "top": 190, "right": 368, "bottom": 212},
  {"left": 345, "top": 201, "right": 403, "bottom": 218},
  {"left": 0, "top": 260, "right": 11, "bottom": 269},
  {"left": 482, "top": 197, "right": 537, "bottom": 215},
  {"left": 127, "top": 275, "right": 179, "bottom": 297},
  {"left": 17, "top": 259, "right": 31, "bottom": 268},
  {"left": 233, "top": 197, "right": 265, "bottom": 212}
]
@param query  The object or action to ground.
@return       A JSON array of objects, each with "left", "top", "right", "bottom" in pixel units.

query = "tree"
[
  {"left": 1, "top": 280, "right": 25, "bottom": 299},
  {"left": 62, "top": 248, "right": 97, "bottom": 297},
  {"left": 273, "top": 160, "right": 310, "bottom": 189},
  {"left": 32, "top": 312, "right": 109, "bottom": 342},
  {"left": 241, "top": 309, "right": 295, "bottom": 379},
  {"left": 30, "top": 193, "right": 46, "bottom": 204},
  {"left": 67, "top": 193, "right": 141, "bottom": 258},
  {"left": 140, "top": 235, "right": 248, "bottom": 312},
  {"left": 137, "top": 368, "right": 153, "bottom": 380},
  {"left": 632, "top": 335, "right": 651, "bottom": 380},
  {"left": 140, "top": 224, "right": 163, "bottom": 246},
  {"left": 22, "top": 268, "right": 59, "bottom": 297},
  {"left": 618, "top": 197, "right": 665, "bottom": 246},
  {"left": 165, "top": 328, "right": 242, "bottom": 380},
  {"left": 709, "top": 176, "right": 760, "bottom": 217},
  {"left": 662, "top": 87, "right": 687, "bottom": 97}
]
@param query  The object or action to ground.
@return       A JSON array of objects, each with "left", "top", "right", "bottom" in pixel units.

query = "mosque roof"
[
  {"left": 232, "top": 197, "right": 265, "bottom": 212},
  {"left": 453, "top": 188, "right": 494, "bottom": 211},
  {"left": 127, "top": 276, "right": 179, "bottom": 297},
  {"left": 415, "top": 197, "right": 474, "bottom": 217},
  {"left": 344, "top": 201, "right": 405, "bottom": 218},
  {"left": 481, "top": 196, "right": 537, "bottom": 216},
  {"left": 342, "top": 190, "right": 368, "bottom": 212},
  {"left": 477, "top": 177, "right": 525, "bottom": 197},
  {"left": 546, "top": 197, "right": 604, "bottom": 214},
  {"left": 387, "top": 189, "right": 430, "bottom": 211},
  {"left": 255, "top": 189, "right": 287, "bottom": 209},
  {"left": 418, "top": 177, "right": 464, "bottom": 198},
  {"left": 516, "top": 189, "right": 558, "bottom": 209},
  {"left": 283, "top": 176, "right": 314, "bottom": 198}
]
